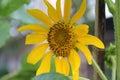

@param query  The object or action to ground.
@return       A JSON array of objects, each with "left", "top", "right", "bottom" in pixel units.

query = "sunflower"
[{"left": 18, "top": 0, "right": 104, "bottom": 80}]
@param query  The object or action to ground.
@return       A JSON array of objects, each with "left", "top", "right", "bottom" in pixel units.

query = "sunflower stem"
[
  {"left": 114, "top": 1, "right": 120, "bottom": 79},
  {"left": 105, "top": 0, "right": 120, "bottom": 79},
  {"left": 92, "top": 57, "right": 108, "bottom": 80},
  {"left": 111, "top": 56, "right": 116, "bottom": 80},
  {"left": 0, "top": 71, "right": 19, "bottom": 80}
]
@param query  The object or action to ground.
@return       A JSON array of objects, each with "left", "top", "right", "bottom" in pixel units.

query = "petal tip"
[
  {"left": 26, "top": 9, "right": 34, "bottom": 14},
  {"left": 36, "top": 72, "right": 40, "bottom": 76},
  {"left": 88, "top": 61, "right": 92, "bottom": 65},
  {"left": 101, "top": 44, "right": 105, "bottom": 49},
  {"left": 27, "top": 56, "right": 36, "bottom": 65},
  {"left": 17, "top": 27, "right": 23, "bottom": 32},
  {"left": 17, "top": 27, "right": 26, "bottom": 32},
  {"left": 36, "top": 71, "right": 39, "bottom": 76},
  {"left": 17, "top": 28, "right": 21, "bottom": 32},
  {"left": 98, "top": 43, "right": 105, "bottom": 49},
  {"left": 26, "top": 9, "right": 31, "bottom": 12},
  {"left": 88, "top": 57, "right": 92, "bottom": 65},
  {"left": 36, "top": 69, "right": 42, "bottom": 76}
]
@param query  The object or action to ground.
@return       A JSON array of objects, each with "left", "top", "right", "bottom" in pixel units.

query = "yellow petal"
[
  {"left": 64, "top": 0, "right": 71, "bottom": 23},
  {"left": 25, "top": 33, "right": 47, "bottom": 44},
  {"left": 69, "top": 50, "right": 80, "bottom": 80},
  {"left": 55, "top": 57, "right": 62, "bottom": 73},
  {"left": 18, "top": 24, "right": 48, "bottom": 32},
  {"left": 78, "top": 34, "right": 105, "bottom": 49},
  {"left": 72, "top": 70, "right": 79, "bottom": 80},
  {"left": 61, "top": 58, "right": 70, "bottom": 76},
  {"left": 71, "top": 0, "right": 86, "bottom": 24},
  {"left": 36, "top": 51, "right": 53, "bottom": 76},
  {"left": 27, "top": 9, "right": 53, "bottom": 27},
  {"left": 44, "top": 0, "right": 59, "bottom": 22},
  {"left": 27, "top": 43, "right": 49, "bottom": 64},
  {"left": 55, "top": 57, "right": 70, "bottom": 76},
  {"left": 56, "top": 0, "right": 62, "bottom": 21},
  {"left": 68, "top": 49, "right": 80, "bottom": 72},
  {"left": 76, "top": 43, "right": 92, "bottom": 64},
  {"left": 74, "top": 24, "right": 89, "bottom": 37}
]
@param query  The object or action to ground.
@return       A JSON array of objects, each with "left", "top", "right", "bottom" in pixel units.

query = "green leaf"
[
  {"left": 0, "top": 0, "right": 30, "bottom": 17},
  {"left": 11, "top": 71, "right": 35, "bottom": 80},
  {"left": 105, "top": 43, "right": 116, "bottom": 68},
  {"left": 69, "top": 76, "right": 90, "bottom": 80},
  {"left": 0, "top": 70, "right": 36, "bottom": 80},
  {"left": 0, "top": 20, "right": 11, "bottom": 48},
  {"left": 11, "top": 6, "right": 42, "bottom": 24},
  {"left": 33, "top": 73, "right": 70, "bottom": 80}
]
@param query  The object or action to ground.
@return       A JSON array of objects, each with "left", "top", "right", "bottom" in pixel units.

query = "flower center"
[{"left": 48, "top": 22, "right": 76, "bottom": 57}]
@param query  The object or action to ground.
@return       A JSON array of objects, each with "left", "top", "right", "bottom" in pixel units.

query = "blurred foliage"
[
  {"left": 0, "top": 0, "right": 30, "bottom": 17},
  {"left": 7, "top": 71, "right": 35, "bottom": 80},
  {"left": 105, "top": 43, "right": 116, "bottom": 80},
  {"left": 0, "top": 53, "right": 37, "bottom": 80},
  {"left": 0, "top": 20, "right": 11, "bottom": 48},
  {"left": 105, "top": 43, "right": 116, "bottom": 68},
  {"left": 0, "top": 0, "right": 41, "bottom": 48},
  {"left": 0, "top": 0, "right": 31, "bottom": 48},
  {"left": 11, "top": 53, "right": 40, "bottom": 80},
  {"left": 0, "top": 53, "right": 71, "bottom": 80},
  {"left": 0, "top": 67, "right": 8, "bottom": 77},
  {"left": 10, "top": 6, "right": 41, "bottom": 24}
]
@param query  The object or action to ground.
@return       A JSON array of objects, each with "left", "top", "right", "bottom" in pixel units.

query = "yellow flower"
[{"left": 18, "top": 0, "right": 104, "bottom": 80}]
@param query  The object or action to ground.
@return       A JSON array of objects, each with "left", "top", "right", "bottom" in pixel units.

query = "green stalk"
[
  {"left": 105, "top": 0, "right": 120, "bottom": 79},
  {"left": 92, "top": 57, "right": 108, "bottom": 80},
  {"left": 105, "top": 0, "right": 115, "bottom": 14},
  {"left": 111, "top": 56, "right": 116, "bottom": 80},
  {"left": 114, "top": 1, "right": 120, "bottom": 80},
  {"left": 0, "top": 71, "right": 19, "bottom": 80}
]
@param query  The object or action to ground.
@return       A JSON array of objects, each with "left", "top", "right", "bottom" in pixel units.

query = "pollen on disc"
[{"left": 48, "top": 22, "right": 76, "bottom": 57}]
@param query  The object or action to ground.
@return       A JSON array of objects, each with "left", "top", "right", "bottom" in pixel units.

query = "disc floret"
[{"left": 48, "top": 22, "right": 76, "bottom": 57}]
